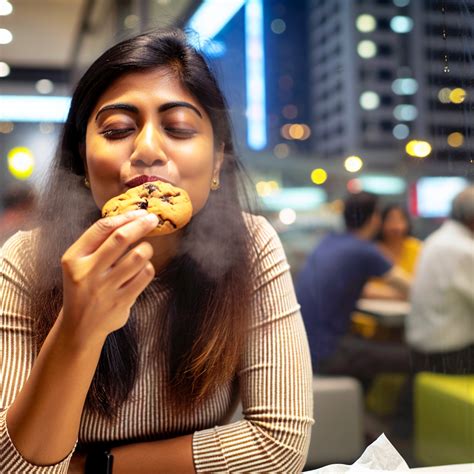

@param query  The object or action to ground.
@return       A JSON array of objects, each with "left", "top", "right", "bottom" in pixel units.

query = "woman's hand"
[{"left": 59, "top": 209, "right": 158, "bottom": 344}]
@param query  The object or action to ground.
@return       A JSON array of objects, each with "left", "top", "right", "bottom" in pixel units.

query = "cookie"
[{"left": 101, "top": 181, "right": 193, "bottom": 236}]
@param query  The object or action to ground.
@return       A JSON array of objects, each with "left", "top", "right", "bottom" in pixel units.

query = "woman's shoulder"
[
  {"left": 403, "top": 236, "right": 422, "bottom": 252},
  {"left": 1, "top": 228, "right": 40, "bottom": 275},
  {"left": 242, "top": 212, "right": 281, "bottom": 248}
]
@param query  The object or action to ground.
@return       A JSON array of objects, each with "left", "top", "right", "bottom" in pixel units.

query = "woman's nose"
[{"left": 130, "top": 123, "right": 167, "bottom": 167}]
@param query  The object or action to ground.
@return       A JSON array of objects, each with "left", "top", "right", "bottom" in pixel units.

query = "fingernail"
[{"left": 124, "top": 209, "right": 148, "bottom": 218}]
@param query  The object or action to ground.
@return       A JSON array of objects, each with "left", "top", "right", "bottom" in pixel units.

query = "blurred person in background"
[
  {"left": 296, "top": 191, "right": 412, "bottom": 389},
  {"left": 363, "top": 204, "right": 422, "bottom": 301},
  {"left": 406, "top": 185, "right": 474, "bottom": 374},
  {"left": 0, "top": 29, "right": 313, "bottom": 474},
  {"left": 0, "top": 183, "right": 37, "bottom": 246}
]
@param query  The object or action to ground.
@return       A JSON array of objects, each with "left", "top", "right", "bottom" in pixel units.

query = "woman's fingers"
[
  {"left": 107, "top": 241, "right": 154, "bottom": 289},
  {"left": 67, "top": 210, "right": 148, "bottom": 258},
  {"left": 90, "top": 213, "right": 158, "bottom": 272},
  {"left": 117, "top": 261, "right": 156, "bottom": 302}
]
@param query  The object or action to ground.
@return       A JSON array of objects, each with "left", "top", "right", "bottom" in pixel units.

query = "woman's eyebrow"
[
  {"left": 95, "top": 103, "right": 138, "bottom": 122},
  {"left": 95, "top": 101, "right": 203, "bottom": 121},
  {"left": 159, "top": 101, "right": 203, "bottom": 118}
]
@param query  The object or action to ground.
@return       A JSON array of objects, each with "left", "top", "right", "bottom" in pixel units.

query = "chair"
[
  {"left": 415, "top": 372, "right": 474, "bottom": 466},
  {"left": 305, "top": 376, "right": 364, "bottom": 468}
]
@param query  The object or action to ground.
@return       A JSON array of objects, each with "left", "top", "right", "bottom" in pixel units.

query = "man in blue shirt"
[{"left": 296, "top": 192, "right": 411, "bottom": 386}]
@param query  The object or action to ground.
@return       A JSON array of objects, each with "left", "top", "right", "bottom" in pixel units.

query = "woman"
[
  {"left": 363, "top": 204, "right": 421, "bottom": 300},
  {"left": 1, "top": 29, "right": 313, "bottom": 473}
]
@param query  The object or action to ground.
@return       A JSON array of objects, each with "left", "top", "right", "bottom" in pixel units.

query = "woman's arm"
[
  {"left": 2, "top": 211, "right": 158, "bottom": 469},
  {"left": 112, "top": 434, "right": 194, "bottom": 474},
  {"left": 68, "top": 435, "right": 194, "bottom": 474},
  {"left": 191, "top": 216, "right": 314, "bottom": 472}
]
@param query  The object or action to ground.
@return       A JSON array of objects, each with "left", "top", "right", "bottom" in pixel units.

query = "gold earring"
[
  {"left": 84, "top": 177, "right": 90, "bottom": 189},
  {"left": 211, "top": 178, "right": 220, "bottom": 191}
]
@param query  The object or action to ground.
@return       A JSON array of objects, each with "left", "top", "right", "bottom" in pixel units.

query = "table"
[
  {"left": 411, "top": 463, "right": 474, "bottom": 472},
  {"left": 355, "top": 298, "right": 411, "bottom": 328}
]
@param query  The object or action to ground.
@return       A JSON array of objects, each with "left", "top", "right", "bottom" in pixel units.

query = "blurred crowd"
[{"left": 295, "top": 184, "right": 474, "bottom": 453}]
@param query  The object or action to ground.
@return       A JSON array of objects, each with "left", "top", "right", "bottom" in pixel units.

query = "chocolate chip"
[
  {"left": 138, "top": 200, "right": 148, "bottom": 210},
  {"left": 156, "top": 214, "right": 177, "bottom": 228},
  {"left": 160, "top": 193, "right": 173, "bottom": 203},
  {"left": 144, "top": 183, "right": 157, "bottom": 193}
]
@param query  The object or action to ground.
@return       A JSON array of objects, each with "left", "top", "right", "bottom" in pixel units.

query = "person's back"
[
  {"left": 407, "top": 186, "right": 474, "bottom": 369},
  {"left": 294, "top": 191, "right": 415, "bottom": 383},
  {"left": 297, "top": 231, "right": 392, "bottom": 366}
]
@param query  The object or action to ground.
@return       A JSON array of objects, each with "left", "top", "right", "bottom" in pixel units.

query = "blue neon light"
[
  {"left": 0, "top": 95, "right": 71, "bottom": 123},
  {"left": 186, "top": 0, "right": 267, "bottom": 151},
  {"left": 245, "top": 0, "right": 267, "bottom": 150},
  {"left": 187, "top": 0, "right": 246, "bottom": 43}
]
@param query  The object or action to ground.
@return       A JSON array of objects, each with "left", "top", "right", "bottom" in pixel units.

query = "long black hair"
[
  {"left": 376, "top": 203, "right": 413, "bottom": 241},
  {"left": 32, "top": 28, "right": 255, "bottom": 417}
]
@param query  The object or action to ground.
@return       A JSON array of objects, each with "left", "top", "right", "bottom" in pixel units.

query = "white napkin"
[{"left": 305, "top": 433, "right": 410, "bottom": 473}]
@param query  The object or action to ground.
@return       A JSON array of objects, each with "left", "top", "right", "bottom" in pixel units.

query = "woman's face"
[
  {"left": 85, "top": 68, "right": 223, "bottom": 216},
  {"left": 382, "top": 208, "right": 409, "bottom": 240}
]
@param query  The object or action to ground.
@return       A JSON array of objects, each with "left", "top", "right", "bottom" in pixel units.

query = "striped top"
[{"left": 1, "top": 215, "right": 313, "bottom": 473}]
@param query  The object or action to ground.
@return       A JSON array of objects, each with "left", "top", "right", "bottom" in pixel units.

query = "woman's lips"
[{"left": 125, "top": 175, "right": 171, "bottom": 188}]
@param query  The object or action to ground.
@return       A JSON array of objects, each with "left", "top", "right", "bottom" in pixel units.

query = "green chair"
[{"left": 415, "top": 372, "right": 474, "bottom": 466}]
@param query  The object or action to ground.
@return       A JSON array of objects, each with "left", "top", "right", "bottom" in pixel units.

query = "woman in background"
[
  {"left": 363, "top": 204, "right": 422, "bottom": 300},
  {"left": 1, "top": 29, "right": 313, "bottom": 474}
]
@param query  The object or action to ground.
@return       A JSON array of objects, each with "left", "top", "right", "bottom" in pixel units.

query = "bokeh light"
[
  {"left": 393, "top": 0, "right": 410, "bottom": 6},
  {"left": 0, "top": 27, "right": 13, "bottom": 44},
  {"left": 391, "top": 78, "right": 418, "bottom": 95},
  {"left": 35, "top": 79, "right": 54, "bottom": 94},
  {"left": 279, "top": 208, "right": 296, "bottom": 225},
  {"left": 347, "top": 178, "right": 363, "bottom": 193},
  {"left": 393, "top": 123, "right": 410, "bottom": 139},
  {"left": 0, "top": 121, "right": 14, "bottom": 134},
  {"left": 359, "top": 91, "right": 380, "bottom": 110},
  {"left": 7, "top": 147, "right": 35, "bottom": 180},
  {"left": 271, "top": 18, "right": 286, "bottom": 34},
  {"left": 447, "top": 132, "right": 464, "bottom": 148},
  {"left": 280, "top": 123, "right": 291, "bottom": 139},
  {"left": 256, "top": 180, "right": 279, "bottom": 196},
  {"left": 273, "top": 143, "right": 290, "bottom": 159},
  {"left": 311, "top": 168, "right": 328, "bottom": 185},
  {"left": 0, "top": 1, "right": 13, "bottom": 16},
  {"left": 393, "top": 104, "right": 418, "bottom": 121},
  {"left": 0, "top": 61, "right": 10, "bottom": 77},
  {"left": 282, "top": 123, "right": 311, "bottom": 140},
  {"left": 289, "top": 124, "right": 305, "bottom": 139},
  {"left": 406, "top": 140, "right": 432, "bottom": 158},
  {"left": 449, "top": 88, "right": 466, "bottom": 104},
  {"left": 438, "top": 87, "right": 451, "bottom": 103},
  {"left": 356, "top": 14, "right": 376, "bottom": 33},
  {"left": 357, "top": 40, "right": 377, "bottom": 58},
  {"left": 282, "top": 104, "right": 298, "bottom": 119},
  {"left": 344, "top": 155, "right": 364, "bottom": 173},
  {"left": 124, "top": 14, "right": 139, "bottom": 29},
  {"left": 390, "top": 16, "right": 414, "bottom": 33}
]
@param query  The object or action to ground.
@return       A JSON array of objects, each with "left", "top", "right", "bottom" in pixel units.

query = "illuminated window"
[
  {"left": 356, "top": 14, "right": 376, "bottom": 32},
  {"left": 393, "top": 104, "right": 418, "bottom": 121},
  {"left": 360, "top": 91, "right": 380, "bottom": 110},
  {"left": 390, "top": 16, "right": 414, "bottom": 33},
  {"left": 357, "top": 40, "right": 377, "bottom": 58}
]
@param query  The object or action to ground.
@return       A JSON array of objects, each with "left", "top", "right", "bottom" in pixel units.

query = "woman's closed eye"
[
  {"left": 100, "top": 127, "right": 135, "bottom": 139},
  {"left": 165, "top": 126, "right": 197, "bottom": 138}
]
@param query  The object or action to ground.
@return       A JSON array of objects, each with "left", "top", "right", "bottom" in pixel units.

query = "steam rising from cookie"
[{"left": 102, "top": 181, "right": 193, "bottom": 236}]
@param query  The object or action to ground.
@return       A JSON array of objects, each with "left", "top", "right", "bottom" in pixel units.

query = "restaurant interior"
[{"left": 1, "top": 0, "right": 473, "bottom": 472}]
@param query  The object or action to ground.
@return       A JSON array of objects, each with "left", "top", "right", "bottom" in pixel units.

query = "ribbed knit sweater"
[{"left": 1, "top": 215, "right": 313, "bottom": 473}]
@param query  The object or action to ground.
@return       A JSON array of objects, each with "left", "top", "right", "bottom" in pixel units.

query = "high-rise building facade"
[{"left": 308, "top": 0, "right": 473, "bottom": 168}]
